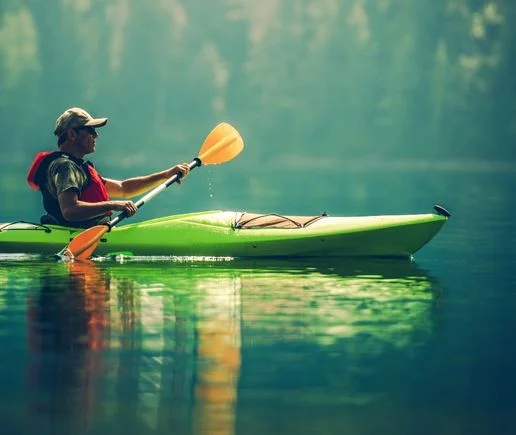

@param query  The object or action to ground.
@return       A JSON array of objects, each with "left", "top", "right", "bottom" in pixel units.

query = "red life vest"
[{"left": 27, "top": 151, "right": 111, "bottom": 226}]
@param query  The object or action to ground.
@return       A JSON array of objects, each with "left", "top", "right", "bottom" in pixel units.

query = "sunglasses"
[{"left": 74, "top": 126, "right": 97, "bottom": 135}]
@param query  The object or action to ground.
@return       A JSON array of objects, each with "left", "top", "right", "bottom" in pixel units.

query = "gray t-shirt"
[{"left": 45, "top": 157, "right": 89, "bottom": 198}]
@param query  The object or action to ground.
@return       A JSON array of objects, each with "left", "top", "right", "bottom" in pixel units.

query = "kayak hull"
[{"left": 0, "top": 210, "right": 448, "bottom": 258}]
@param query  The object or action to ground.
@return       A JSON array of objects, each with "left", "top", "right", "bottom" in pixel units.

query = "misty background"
[{"left": 0, "top": 0, "right": 514, "bottom": 222}]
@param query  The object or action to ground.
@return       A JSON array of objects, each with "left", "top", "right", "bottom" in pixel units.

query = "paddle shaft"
[{"left": 109, "top": 158, "right": 201, "bottom": 228}]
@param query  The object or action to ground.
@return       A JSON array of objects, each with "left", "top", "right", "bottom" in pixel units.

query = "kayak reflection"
[
  {"left": 4, "top": 256, "right": 443, "bottom": 433},
  {"left": 105, "top": 257, "right": 442, "bottom": 409},
  {"left": 234, "top": 258, "right": 441, "bottom": 348}
]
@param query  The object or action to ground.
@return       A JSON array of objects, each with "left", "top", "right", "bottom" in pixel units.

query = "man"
[{"left": 27, "top": 107, "right": 190, "bottom": 228}]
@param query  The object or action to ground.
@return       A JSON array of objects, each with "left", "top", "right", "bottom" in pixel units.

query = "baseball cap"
[{"left": 54, "top": 107, "right": 108, "bottom": 136}]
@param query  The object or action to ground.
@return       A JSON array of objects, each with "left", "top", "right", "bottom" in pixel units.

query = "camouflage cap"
[{"left": 54, "top": 107, "right": 108, "bottom": 136}]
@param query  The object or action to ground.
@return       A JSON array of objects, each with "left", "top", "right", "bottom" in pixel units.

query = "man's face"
[{"left": 72, "top": 126, "right": 98, "bottom": 155}]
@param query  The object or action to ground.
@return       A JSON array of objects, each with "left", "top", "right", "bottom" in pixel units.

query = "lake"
[{"left": 0, "top": 165, "right": 514, "bottom": 435}]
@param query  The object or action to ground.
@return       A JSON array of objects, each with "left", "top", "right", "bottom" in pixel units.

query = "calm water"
[{"left": 0, "top": 167, "right": 515, "bottom": 435}]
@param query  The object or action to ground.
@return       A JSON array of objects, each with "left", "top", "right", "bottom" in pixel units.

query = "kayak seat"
[{"left": 234, "top": 212, "right": 326, "bottom": 229}]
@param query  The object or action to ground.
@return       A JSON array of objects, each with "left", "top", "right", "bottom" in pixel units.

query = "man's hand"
[
  {"left": 168, "top": 163, "right": 190, "bottom": 184},
  {"left": 110, "top": 200, "right": 138, "bottom": 216}
]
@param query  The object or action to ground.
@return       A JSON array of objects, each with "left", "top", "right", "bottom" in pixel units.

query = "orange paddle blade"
[
  {"left": 63, "top": 225, "right": 109, "bottom": 259},
  {"left": 198, "top": 122, "right": 244, "bottom": 165}
]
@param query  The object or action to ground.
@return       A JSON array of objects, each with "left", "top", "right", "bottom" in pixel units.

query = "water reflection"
[
  {"left": 233, "top": 259, "right": 441, "bottom": 415},
  {"left": 238, "top": 259, "right": 439, "bottom": 348},
  {"left": 12, "top": 259, "right": 242, "bottom": 434},
  {"left": 26, "top": 261, "right": 108, "bottom": 430},
  {"left": 0, "top": 257, "right": 442, "bottom": 434}
]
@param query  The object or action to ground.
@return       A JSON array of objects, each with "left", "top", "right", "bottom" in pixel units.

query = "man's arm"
[
  {"left": 104, "top": 163, "right": 190, "bottom": 199},
  {"left": 49, "top": 159, "right": 137, "bottom": 222},
  {"left": 58, "top": 190, "right": 137, "bottom": 222}
]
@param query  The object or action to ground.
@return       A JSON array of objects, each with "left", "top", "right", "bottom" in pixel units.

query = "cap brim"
[{"left": 85, "top": 118, "right": 108, "bottom": 128}]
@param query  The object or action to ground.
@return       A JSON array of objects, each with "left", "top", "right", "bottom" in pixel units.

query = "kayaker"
[{"left": 27, "top": 107, "right": 190, "bottom": 228}]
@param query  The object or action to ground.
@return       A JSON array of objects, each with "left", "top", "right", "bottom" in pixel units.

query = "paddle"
[{"left": 59, "top": 122, "right": 244, "bottom": 259}]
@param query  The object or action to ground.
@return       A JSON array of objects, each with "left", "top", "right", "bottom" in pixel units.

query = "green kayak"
[{"left": 0, "top": 206, "right": 449, "bottom": 258}]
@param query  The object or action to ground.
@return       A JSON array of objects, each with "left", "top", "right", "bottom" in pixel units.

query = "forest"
[{"left": 0, "top": 0, "right": 513, "bottom": 171}]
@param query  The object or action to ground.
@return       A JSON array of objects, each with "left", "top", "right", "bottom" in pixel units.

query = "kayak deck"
[{"left": 0, "top": 209, "right": 448, "bottom": 258}]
